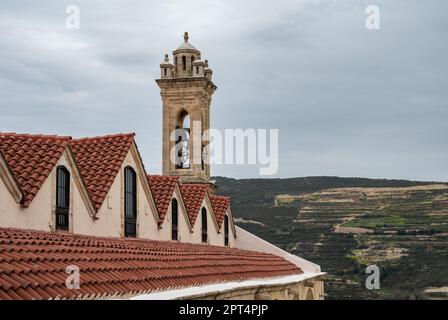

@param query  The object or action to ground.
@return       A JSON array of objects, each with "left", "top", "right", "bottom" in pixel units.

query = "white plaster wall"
[
  {"left": 216, "top": 210, "right": 235, "bottom": 248},
  {"left": 0, "top": 170, "right": 52, "bottom": 231},
  {"left": 57, "top": 153, "right": 91, "bottom": 234},
  {"left": 189, "top": 198, "right": 220, "bottom": 245},
  {"left": 0, "top": 152, "right": 91, "bottom": 233},
  {"left": 0, "top": 149, "right": 235, "bottom": 248},
  {"left": 158, "top": 193, "right": 234, "bottom": 247},
  {"left": 157, "top": 188, "right": 191, "bottom": 242}
]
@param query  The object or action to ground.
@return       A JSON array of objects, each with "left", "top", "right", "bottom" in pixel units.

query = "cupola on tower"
[{"left": 156, "top": 32, "right": 216, "bottom": 184}]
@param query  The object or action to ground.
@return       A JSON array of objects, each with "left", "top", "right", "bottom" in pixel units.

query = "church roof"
[
  {"left": 0, "top": 133, "right": 71, "bottom": 207},
  {"left": 0, "top": 227, "right": 303, "bottom": 300},
  {"left": 71, "top": 133, "right": 135, "bottom": 211},
  {"left": 175, "top": 41, "right": 198, "bottom": 51},
  {"left": 173, "top": 32, "right": 200, "bottom": 52}
]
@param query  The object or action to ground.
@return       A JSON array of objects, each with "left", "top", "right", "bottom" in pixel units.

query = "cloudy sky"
[{"left": 0, "top": 0, "right": 447, "bottom": 181}]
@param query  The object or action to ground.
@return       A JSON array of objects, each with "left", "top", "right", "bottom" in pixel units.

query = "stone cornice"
[{"left": 156, "top": 77, "right": 217, "bottom": 94}]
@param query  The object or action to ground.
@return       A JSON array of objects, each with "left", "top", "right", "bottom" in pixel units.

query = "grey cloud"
[{"left": 0, "top": 0, "right": 447, "bottom": 181}]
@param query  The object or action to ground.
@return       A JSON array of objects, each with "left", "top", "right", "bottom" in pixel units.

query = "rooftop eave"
[
  {"left": 127, "top": 273, "right": 326, "bottom": 300},
  {"left": 0, "top": 151, "right": 22, "bottom": 203},
  {"left": 172, "top": 48, "right": 200, "bottom": 55}
]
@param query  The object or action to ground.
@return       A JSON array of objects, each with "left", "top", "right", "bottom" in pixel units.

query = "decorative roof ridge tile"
[
  {"left": 72, "top": 132, "right": 135, "bottom": 143},
  {"left": 147, "top": 174, "right": 179, "bottom": 180},
  {"left": 180, "top": 183, "right": 209, "bottom": 188},
  {"left": 0, "top": 132, "right": 72, "bottom": 140},
  {"left": 210, "top": 194, "right": 231, "bottom": 202}
]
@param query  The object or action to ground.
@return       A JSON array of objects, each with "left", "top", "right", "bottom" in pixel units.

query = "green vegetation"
[
  {"left": 214, "top": 176, "right": 448, "bottom": 300},
  {"left": 343, "top": 215, "right": 406, "bottom": 228}
]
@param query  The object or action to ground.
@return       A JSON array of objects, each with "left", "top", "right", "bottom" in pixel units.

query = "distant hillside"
[{"left": 214, "top": 176, "right": 448, "bottom": 300}]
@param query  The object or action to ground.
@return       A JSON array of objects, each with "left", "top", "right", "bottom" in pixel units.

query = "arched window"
[
  {"left": 224, "top": 215, "right": 229, "bottom": 246},
  {"left": 56, "top": 166, "right": 70, "bottom": 230},
  {"left": 175, "top": 57, "right": 178, "bottom": 72},
  {"left": 124, "top": 167, "right": 137, "bottom": 237},
  {"left": 171, "top": 198, "right": 178, "bottom": 241},
  {"left": 182, "top": 55, "right": 186, "bottom": 71},
  {"left": 181, "top": 113, "right": 190, "bottom": 129},
  {"left": 201, "top": 207, "right": 208, "bottom": 243}
]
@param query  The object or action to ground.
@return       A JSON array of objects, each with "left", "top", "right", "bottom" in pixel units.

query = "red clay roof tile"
[
  {"left": 179, "top": 184, "right": 209, "bottom": 226},
  {"left": 147, "top": 175, "right": 179, "bottom": 222},
  {"left": 210, "top": 195, "right": 230, "bottom": 229},
  {"left": 70, "top": 133, "right": 135, "bottom": 211},
  {"left": 0, "top": 133, "right": 71, "bottom": 207},
  {"left": 0, "top": 227, "right": 302, "bottom": 300}
]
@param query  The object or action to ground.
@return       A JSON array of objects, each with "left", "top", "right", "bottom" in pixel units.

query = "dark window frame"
[
  {"left": 201, "top": 207, "right": 208, "bottom": 243},
  {"left": 224, "top": 215, "right": 229, "bottom": 246},
  {"left": 55, "top": 166, "right": 70, "bottom": 230},
  {"left": 171, "top": 198, "right": 179, "bottom": 241},
  {"left": 124, "top": 166, "right": 137, "bottom": 238}
]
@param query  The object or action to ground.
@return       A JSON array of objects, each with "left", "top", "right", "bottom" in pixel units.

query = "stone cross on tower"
[{"left": 156, "top": 32, "right": 216, "bottom": 184}]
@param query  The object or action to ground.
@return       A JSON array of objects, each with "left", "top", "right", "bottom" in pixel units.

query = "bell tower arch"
[{"left": 156, "top": 32, "right": 216, "bottom": 184}]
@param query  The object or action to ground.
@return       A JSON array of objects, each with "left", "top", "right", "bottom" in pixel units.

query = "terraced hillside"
[{"left": 214, "top": 177, "right": 448, "bottom": 300}]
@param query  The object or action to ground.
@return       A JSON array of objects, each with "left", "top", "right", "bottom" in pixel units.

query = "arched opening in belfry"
[
  {"left": 179, "top": 111, "right": 190, "bottom": 129},
  {"left": 175, "top": 110, "right": 190, "bottom": 169},
  {"left": 182, "top": 55, "right": 186, "bottom": 71},
  {"left": 306, "top": 288, "right": 314, "bottom": 300}
]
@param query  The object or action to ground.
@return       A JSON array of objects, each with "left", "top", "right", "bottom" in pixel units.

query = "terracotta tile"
[
  {"left": 210, "top": 195, "right": 230, "bottom": 228},
  {"left": 179, "top": 184, "right": 209, "bottom": 226},
  {"left": 0, "top": 227, "right": 302, "bottom": 300},
  {"left": 70, "top": 133, "right": 135, "bottom": 211},
  {"left": 0, "top": 133, "right": 71, "bottom": 207},
  {"left": 147, "top": 175, "right": 179, "bottom": 222}
]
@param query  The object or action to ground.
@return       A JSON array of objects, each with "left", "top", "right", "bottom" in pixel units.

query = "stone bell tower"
[{"left": 156, "top": 32, "right": 216, "bottom": 184}]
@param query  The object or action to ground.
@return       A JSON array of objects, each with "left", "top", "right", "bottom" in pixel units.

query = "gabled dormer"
[
  {"left": 0, "top": 133, "right": 94, "bottom": 232},
  {"left": 71, "top": 133, "right": 159, "bottom": 238},
  {"left": 179, "top": 183, "right": 222, "bottom": 245},
  {"left": 209, "top": 195, "right": 236, "bottom": 247},
  {"left": 147, "top": 175, "right": 191, "bottom": 242}
]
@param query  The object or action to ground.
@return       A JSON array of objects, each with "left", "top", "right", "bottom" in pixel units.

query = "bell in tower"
[{"left": 156, "top": 32, "right": 216, "bottom": 184}]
